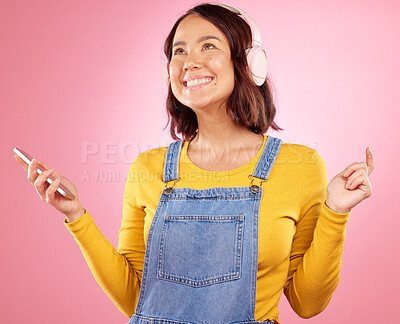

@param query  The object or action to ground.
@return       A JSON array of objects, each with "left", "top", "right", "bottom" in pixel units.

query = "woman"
[{"left": 14, "top": 3, "right": 374, "bottom": 324}]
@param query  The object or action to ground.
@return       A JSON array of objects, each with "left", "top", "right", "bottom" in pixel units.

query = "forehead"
[{"left": 173, "top": 14, "right": 227, "bottom": 43}]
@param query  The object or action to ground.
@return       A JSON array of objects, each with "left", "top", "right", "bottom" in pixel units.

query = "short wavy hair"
[{"left": 163, "top": 3, "right": 283, "bottom": 141}]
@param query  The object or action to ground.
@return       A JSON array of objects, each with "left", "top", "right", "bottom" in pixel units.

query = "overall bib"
[{"left": 129, "top": 136, "right": 283, "bottom": 324}]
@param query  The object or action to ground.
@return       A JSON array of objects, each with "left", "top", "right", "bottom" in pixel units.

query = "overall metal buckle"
[
  {"left": 248, "top": 175, "right": 267, "bottom": 193},
  {"left": 164, "top": 177, "right": 181, "bottom": 195}
]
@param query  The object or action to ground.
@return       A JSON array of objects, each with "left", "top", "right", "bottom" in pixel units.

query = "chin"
[
  {"left": 176, "top": 98, "right": 211, "bottom": 110},
  {"left": 180, "top": 96, "right": 226, "bottom": 110},
  {"left": 185, "top": 103, "right": 215, "bottom": 112}
]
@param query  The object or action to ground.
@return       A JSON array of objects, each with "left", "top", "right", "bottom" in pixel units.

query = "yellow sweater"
[{"left": 65, "top": 134, "right": 351, "bottom": 323}]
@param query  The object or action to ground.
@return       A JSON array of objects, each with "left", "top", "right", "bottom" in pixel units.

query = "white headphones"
[{"left": 164, "top": 4, "right": 268, "bottom": 86}]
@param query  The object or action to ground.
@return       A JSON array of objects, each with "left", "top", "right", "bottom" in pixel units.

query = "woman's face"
[{"left": 169, "top": 14, "right": 235, "bottom": 112}]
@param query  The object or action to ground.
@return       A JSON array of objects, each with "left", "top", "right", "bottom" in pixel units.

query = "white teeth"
[{"left": 186, "top": 77, "right": 212, "bottom": 88}]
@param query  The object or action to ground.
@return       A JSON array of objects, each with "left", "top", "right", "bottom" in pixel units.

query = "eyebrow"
[{"left": 172, "top": 35, "right": 222, "bottom": 48}]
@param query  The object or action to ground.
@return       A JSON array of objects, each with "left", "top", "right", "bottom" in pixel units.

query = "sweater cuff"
[
  {"left": 322, "top": 200, "right": 351, "bottom": 225},
  {"left": 317, "top": 201, "right": 352, "bottom": 243},
  {"left": 63, "top": 209, "right": 93, "bottom": 238}
]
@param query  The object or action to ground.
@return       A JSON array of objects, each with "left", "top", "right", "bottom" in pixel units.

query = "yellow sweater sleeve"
[
  {"left": 64, "top": 156, "right": 145, "bottom": 318},
  {"left": 283, "top": 149, "right": 351, "bottom": 318}
]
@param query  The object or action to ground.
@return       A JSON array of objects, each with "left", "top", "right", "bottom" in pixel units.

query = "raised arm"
[{"left": 283, "top": 150, "right": 351, "bottom": 318}]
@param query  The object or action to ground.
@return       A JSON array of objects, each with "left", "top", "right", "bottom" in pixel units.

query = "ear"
[{"left": 164, "top": 63, "right": 170, "bottom": 86}]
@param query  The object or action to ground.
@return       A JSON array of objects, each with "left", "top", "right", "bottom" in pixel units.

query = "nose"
[{"left": 183, "top": 51, "right": 202, "bottom": 71}]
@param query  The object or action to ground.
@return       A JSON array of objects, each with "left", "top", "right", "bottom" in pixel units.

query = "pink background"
[{"left": 1, "top": 0, "right": 398, "bottom": 323}]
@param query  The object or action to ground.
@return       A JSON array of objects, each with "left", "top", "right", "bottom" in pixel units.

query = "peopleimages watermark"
[
  {"left": 81, "top": 140, "right": 319, "bottom": 164},
  {"left": 81, "top": 141, "right": 170, "bottom": 164},
  {"left": 80, "top": 140, "right": 319, "bottom": 182}
]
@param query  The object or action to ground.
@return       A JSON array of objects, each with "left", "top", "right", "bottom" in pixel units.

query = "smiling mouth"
[{"left": 183, "top": 77, "right": 214, "bottom": 89}]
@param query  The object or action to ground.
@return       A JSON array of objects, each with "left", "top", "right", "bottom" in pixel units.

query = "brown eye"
[
  {"left": 174, "top": 48, "right": 185, "bottom": 55},
  {"left": 203, "top": 43, "right": 216, "bottom": 50}
]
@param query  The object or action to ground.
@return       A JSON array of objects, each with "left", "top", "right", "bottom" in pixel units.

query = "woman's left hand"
[{"left": 325, "top": 147, "right": 374, "bottom": 214}]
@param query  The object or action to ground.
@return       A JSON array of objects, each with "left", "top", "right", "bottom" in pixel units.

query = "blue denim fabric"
[{"left": 129, "top": 136, "right": 283, "bottom": 324}]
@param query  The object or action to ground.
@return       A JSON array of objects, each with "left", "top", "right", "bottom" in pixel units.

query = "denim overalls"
[{"left": 129, "top": 136, "right": 282, "bottom": 324}]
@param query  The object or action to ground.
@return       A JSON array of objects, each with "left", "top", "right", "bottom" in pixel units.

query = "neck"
[{"left": 189, "top": 106, "right": 262, "bottom": 152}]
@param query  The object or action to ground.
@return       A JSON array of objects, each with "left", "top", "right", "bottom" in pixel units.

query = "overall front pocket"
[{"left": 157, "top": 215, "right": 244, "bottom": 287}]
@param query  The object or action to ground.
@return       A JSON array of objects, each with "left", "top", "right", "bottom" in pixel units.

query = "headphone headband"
[{"left": 216, "top": 4, "right": 262, "bottom": 48}]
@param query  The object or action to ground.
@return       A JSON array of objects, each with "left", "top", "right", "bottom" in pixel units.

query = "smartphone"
[{"left": 13, "top": 147, "right": 75, "bottom": 200}]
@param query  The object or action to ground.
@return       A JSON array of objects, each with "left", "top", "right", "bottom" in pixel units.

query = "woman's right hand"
[{"left": 14, "top": 154, "right": 86, "bottom": 223}]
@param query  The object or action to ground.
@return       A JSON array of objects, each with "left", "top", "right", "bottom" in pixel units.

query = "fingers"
[
  {"left": 345, "top": 168, "right": 372, "bottom": 196},
  {"left": 342, "top": 147, "right": 375, "bottom": 178},
  {"left": 18, "top": 156, "right": 65, "bottom": 204},
  {"left": 34, "top": 167, "right": 55, "bottom": 201},
  {"left": 342, "top": 161, "right": 368, "bottom": 178},
  {"left": 45, "top": 176, "right": 62, "bottom": 203},
  {"left": 39, "top": 161, "right": 62, "bottom": 179},
  {"left": 344, "top": 168, "right": 366, "bottom": 189},
  {"left": 27, "top": 158, "right": 56, "bottom": 182},
  {"left": 15, "top": 154, "right": 62, "bottom": 180},
  {"left": 27, "top": 158, "right": 40, "bottom": 183},
  {"left": 366, "top": 147, "right": 374, "bottom": 175}
]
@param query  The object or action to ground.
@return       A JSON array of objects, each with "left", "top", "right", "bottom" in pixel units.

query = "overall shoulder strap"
[
  {"left": 251, "top": 136, "right": 283, "bottom": 180},
  {"left": 163, "top": 140, "right": 183, "bottom": 183}
]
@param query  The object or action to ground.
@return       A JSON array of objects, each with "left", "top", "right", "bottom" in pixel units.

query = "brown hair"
[{"left": 163, "top": 3, "right": 283, "bottom": 141}]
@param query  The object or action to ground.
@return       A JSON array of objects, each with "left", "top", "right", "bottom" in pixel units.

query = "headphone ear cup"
[
  {"left": 164, "top": 63, "right": 170, "bottom": 86},
  {"left": 246, "top": 45, "right": 268, "bottom": 86}
]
